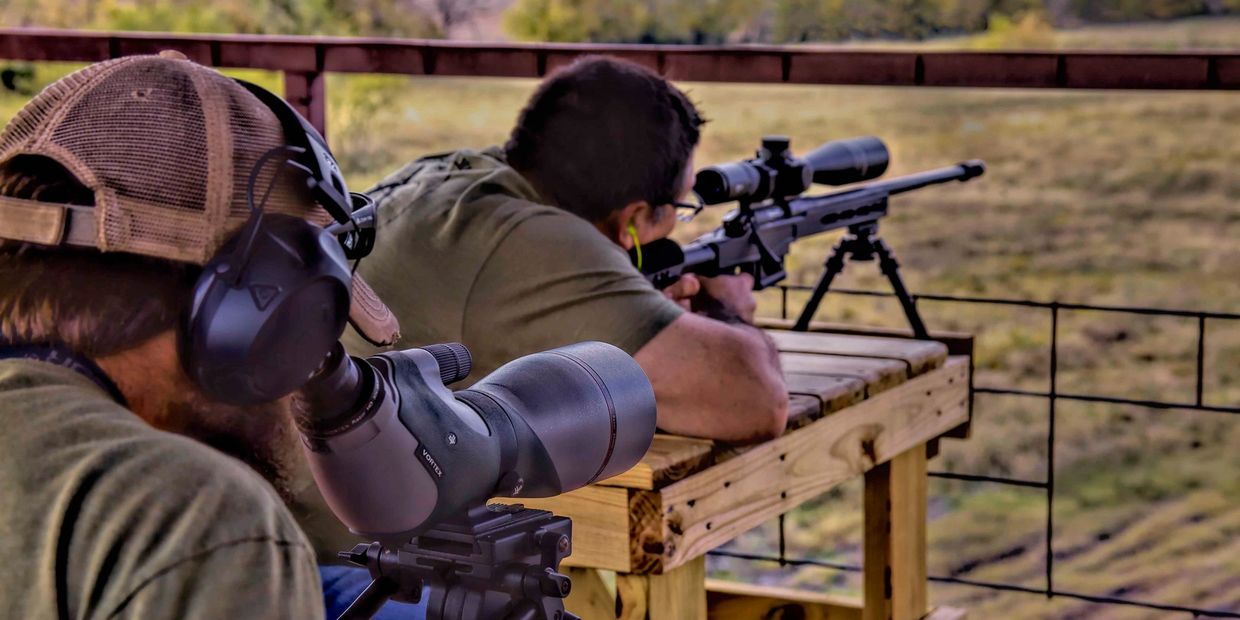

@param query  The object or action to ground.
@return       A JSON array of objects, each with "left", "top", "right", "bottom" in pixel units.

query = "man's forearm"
[
  {"left": 695, "top": 297, "right": 782, "bottom": 370},
  {"left": 693, "top": 295, "right": 749, "bottom": 325}
]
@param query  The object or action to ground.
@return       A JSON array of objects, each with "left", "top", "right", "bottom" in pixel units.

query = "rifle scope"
[{"left": 695, "top": 136, "right": 890, "bottom": 205}]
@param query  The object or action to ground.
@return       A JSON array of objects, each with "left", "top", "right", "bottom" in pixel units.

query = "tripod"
[
  {"left": 792, "top": 221, "right": 929, "bottom": 339},
  {"left": 336, "top": 504, "right": 579, "bottom": 620}
]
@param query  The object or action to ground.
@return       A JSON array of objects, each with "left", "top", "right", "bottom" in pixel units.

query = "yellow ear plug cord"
[{"left": 628, "top": 221, "right": 643, "bottom": 271}]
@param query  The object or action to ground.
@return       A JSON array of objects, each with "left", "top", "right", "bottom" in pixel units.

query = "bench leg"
[
  {"left": 864, "top": 447, "right": 928, "bottom": 620},
  {"left": 617, "top": 556, "right": 706, "bottom": 620},
  {"left": 566, "top": 567, "right": 618, "bottom": 619}
]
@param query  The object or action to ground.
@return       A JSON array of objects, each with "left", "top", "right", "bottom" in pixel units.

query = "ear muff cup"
[{"left": 182, "top": 214, "right": 353, "bottom": 405}]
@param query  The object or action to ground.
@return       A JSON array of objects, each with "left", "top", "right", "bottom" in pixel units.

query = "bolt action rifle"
[{"left": 632, "top": 136, "right": 985, "bottom": 338}]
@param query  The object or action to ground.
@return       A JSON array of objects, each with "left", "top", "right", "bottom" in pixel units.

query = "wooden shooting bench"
[{"left": 519, "top": 324, "right": 973, "bottom": 620}]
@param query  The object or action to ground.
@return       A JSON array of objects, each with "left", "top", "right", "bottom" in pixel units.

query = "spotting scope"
[{"left": 292, "top": 340, "right": 657, "bottom": 542}]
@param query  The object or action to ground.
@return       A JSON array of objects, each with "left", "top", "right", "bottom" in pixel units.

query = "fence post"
[{"left": 282, "top": 70, "right": 326, "bottom": 138}]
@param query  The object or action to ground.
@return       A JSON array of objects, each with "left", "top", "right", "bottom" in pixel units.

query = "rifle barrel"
[{"left": 865, "top": 160, "right": 986, "bottom": 196}]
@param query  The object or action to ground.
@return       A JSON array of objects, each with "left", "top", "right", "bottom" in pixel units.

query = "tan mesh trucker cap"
[{"left": 0, "top": 52, "right": 399, "bottom": 346}]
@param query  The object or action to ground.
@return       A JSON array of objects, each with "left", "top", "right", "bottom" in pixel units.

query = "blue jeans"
[{"left": 320, "top": 565, "right": 427, "bottom": 620}]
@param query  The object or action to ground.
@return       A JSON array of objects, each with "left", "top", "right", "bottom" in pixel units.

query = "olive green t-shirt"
[
  {"left": 341, "top": 147, "right": 683, "bottom": 381},
  {"left": 0, "top": 359, "right": 323, "bottom": 619}
]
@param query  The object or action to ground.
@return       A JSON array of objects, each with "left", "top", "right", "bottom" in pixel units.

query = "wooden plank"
[
  {"left": 756, "top": 318, "right": 974, "bottom": 358},
  {"left": 780, "top": 352, "right": 907, "bottom": 397},
  {"left": 514, "top": 485, "right": 632, "bottom": 572},
  {"left": 922, "top": 53, "right": 1058, "bottom": 88},
  {"left": 566, "top": 567, "right": 616, "bottom": 620},
  {"left": 925, "top": 606, "right": 968, "bottom": 620},
  {"left": 785, "top": 373, "right": 867, "bottom": 417},
  {"left": 600, "top": 434, "right": 717, "bottom": 490},
  {"left": 617, "top": 572, "right": 648, "bottom": 620},
  {"left": 769, "top": 331, "right": 948, "bottom": 377},
  {"left": 787, "top": 392, "right": 829, "bottom": 429},
  {"left": 706, "top": 579, "right": 862, "bottom": 620},
  {"left": 283, "top": 71, "right": 326, "bottom": 137},
  {"left": 891, "top": 448, "right": 929, "bottom": 619},
  {"left": 863, "top": 447, "right": 929, "bottom": 620},
  {"left": 649, "top": 556, "right": 707, "bottom": 620},
  {"left": 628, "top": 490, "right": 665, "bottom": 575},
  {"left": 759, "top": 319, "right": 976, "bottom": 440},
  {"left": 863, "top": 461, "right": 893, "bottom": 620},
  {"left": 641, "top": 358, "right": 968, "bottom": 572}
]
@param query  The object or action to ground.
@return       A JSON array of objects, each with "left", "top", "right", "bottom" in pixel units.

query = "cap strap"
[{"left": 0, "top": 196, "right": 96, "bottom": 248}]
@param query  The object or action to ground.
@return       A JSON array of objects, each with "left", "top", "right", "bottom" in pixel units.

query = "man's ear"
[{"left": 602, "top": 201, "right": 652, "bottom": 249}]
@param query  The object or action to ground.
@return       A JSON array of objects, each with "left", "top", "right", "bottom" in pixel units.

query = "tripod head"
[{"left": 336, "top": 503, "right": 578, "bottom": 620}]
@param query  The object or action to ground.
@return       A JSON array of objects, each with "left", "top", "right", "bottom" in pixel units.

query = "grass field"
[{"left": 2, "top": 17, "right": 1237, "bottom": 618}]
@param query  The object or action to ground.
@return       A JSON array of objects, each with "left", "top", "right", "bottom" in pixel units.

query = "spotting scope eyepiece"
[
  {"left": 693, "top": 136, "right": 892, "bottom": 205},
  {"left": 294, "top": 341, "right": 656, "bottom": 543}
]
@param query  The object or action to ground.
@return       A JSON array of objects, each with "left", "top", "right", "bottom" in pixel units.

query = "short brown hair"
[
  {"left": 0, "top": 156, "right": 197, "bottom": 357},
  {"left": 504, "top": 56, "right": 705, "bottom": 222}
]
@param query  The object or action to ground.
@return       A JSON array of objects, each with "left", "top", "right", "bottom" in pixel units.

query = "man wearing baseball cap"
[{"left": 0, "top": 52, "right": 401, "bottom": 617}]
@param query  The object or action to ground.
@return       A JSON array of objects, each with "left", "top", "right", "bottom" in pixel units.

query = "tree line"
[
  {"left": 504, "top": 0, "right": 1240, "bottom": 43},
  {"left": 1, "top": 0, "right": 1237, "bottom": 43}
]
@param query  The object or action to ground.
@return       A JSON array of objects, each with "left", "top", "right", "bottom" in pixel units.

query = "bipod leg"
[
  {"left": 336, "top": 576, "right": 399, "bottom": 620},
  {"left": 793, "top": 237, "right": 850, "bottom": 331},
  {"left": 872, "top": 238, "right": 929, "bottom": 339}
]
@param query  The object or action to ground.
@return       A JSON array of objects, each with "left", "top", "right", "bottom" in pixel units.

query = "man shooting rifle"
[{"left": 344, "top": 56, "right": 790, "bottom": 444}]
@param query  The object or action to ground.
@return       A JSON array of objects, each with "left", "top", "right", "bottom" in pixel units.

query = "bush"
[{"left": 970, "top": 11, "right": 1057, "bottom": 49}]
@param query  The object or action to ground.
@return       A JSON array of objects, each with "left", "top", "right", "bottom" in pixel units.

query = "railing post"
[{"left": 282, "top": 70, "right": 326, "bottom": 138}]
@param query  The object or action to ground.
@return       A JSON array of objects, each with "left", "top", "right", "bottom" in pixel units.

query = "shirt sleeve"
[
  {"left": 464, "top": 211, "right": 683, "bottom": 368},
  {"left": 109, "top": 538, "right": 323, "bottom": 620}
]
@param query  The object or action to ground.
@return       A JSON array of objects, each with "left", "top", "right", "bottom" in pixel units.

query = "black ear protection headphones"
[{"left": 179, "top": 80, "right": 378, "bottom": 406}]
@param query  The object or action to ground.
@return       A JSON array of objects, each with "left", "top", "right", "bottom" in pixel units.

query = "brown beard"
[{"left": 166, "top": 389, "right": 301, "bottom": 503}]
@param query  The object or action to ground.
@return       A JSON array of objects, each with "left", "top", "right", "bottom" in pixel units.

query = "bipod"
[{"left": 792, "top": 222, "right": 929, "bottom": 339}]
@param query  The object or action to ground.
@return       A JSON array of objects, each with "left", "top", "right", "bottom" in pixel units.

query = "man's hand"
[
  {"left": 661, "top": 274, "right": 701, "bottom": 310},
  {"left": 693, "top": 273, "right": 757, "bottom": 324}
]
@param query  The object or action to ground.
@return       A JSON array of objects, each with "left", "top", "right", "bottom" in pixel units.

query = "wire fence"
[{"left": 710, "top": 283, "right": 1240, "bottom": 619}]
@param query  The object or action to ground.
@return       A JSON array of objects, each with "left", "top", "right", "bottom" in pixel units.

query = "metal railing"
[{"left": 710, "top": 284, "right": 1240, "bottom": 618}]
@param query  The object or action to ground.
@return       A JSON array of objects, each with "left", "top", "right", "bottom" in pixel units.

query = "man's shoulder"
[
  {"left": 0, "top": 360, "right": 302, "bottom": 539},
  {"left": 0, "top": 360, "right": 317, "bottom": 618},
  {"left": 493, "top": 205, "right": 630, "bottom": 265},
  {"left": 369, "top": 146, "right": 546, "bottom": 221}
]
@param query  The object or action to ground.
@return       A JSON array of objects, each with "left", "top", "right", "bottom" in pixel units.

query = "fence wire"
[{"left": 711, "top": 283, "right": 1240, "bottom": 619}]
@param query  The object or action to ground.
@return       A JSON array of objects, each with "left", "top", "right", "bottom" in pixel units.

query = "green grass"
[{"left": 2, "top": 16, "right": 1238, "bottom": 617}]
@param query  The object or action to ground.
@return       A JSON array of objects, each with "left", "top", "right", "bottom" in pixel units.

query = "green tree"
[
  {"left": 772, "top": 0, "right": 848, "bottom": 43},
  {"left": 505, "top": 0, "right": 648, "bottom": 42},
  {"left": 0, "top": 0, "right": 440, "bottom": 37},
  {"left": 1069, "top": 0, "right": 1214, "bottom": 21}
]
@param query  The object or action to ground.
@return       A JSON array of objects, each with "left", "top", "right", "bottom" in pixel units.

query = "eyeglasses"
[{"left": 672, "top": 194, "right": 706, "bottom": 222}]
